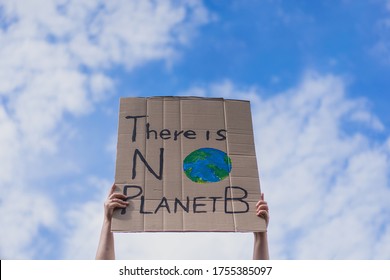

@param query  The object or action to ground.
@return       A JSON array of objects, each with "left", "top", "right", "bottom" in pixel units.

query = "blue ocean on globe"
[{"left": 183, "top": 147, "right": 232, "bottom": 183}]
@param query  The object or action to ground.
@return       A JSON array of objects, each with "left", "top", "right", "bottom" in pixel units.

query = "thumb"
[{"left": 108, "top": 183, "right": 117, "bottom": 196}]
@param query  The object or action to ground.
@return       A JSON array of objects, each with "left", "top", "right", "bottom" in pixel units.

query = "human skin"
[
  {"left": 95, "top": 184, "right": 128, "bottom": 260},
  {"left": 253, "top": 193, "right": 270, "bottom": 260},
  {"left": 96, "top": 185, "right": 270, "bottom": 260}
]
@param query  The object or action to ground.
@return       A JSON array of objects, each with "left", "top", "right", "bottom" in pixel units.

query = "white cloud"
[
  {"left": 61, "top": 177, "right": 109, "bottom": 260},
  {"left": 371, "top": 0, "right": 390, "bottom": 62},
  {"left": 252, "top": 72, "right": 390, "bottom": 259},
  {"left": 0, "top": 0, "right": 211, "bottom": 259},
  {"left": 2, "top": 0, "right": 389, "bottom": 260},
  {"left": 63, "top": 72, "right": 390, "bottom": 260},
  {"left": 0, "top": 186, "right": 57, "bottom": 259},
  {"left": 62, "top": 177, "right": 254, "bottom": 260},
  {"left": 88, "top": 72, "right": 115, "bottom": 102}
]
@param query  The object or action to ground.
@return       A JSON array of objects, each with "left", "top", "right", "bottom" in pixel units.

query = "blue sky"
[{"left": 0, "top": 0, "right": 390, "bottom": 259}]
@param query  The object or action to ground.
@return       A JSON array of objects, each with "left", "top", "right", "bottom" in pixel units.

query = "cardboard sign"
[{"left": 112, "top": 97, "right": 266, "bottom": 232}]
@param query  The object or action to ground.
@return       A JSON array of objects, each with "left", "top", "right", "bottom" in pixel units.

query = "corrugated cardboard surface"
[{"left": 112, "top": 97, "right": 266, "bottom": 232}]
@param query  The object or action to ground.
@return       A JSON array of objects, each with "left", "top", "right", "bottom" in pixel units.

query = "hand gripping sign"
[{"left": 112, "top": 97, "right": 266, "bottom": 232}]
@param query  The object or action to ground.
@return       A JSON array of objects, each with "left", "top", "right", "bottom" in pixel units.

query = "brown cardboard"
[{"left": 112, "top": 97, "right": 266, "bottom": 232}]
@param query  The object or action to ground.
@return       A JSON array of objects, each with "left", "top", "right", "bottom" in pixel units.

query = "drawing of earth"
[{"left": 183, "top": 147, "right": 232, "bottom": 183}]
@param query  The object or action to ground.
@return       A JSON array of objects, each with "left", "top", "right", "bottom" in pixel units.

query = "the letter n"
[{"left": 132, "top": 148, "right": 164, "bottom": 180}]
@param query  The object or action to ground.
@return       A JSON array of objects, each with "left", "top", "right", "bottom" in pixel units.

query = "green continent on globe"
[
  {"left": 183, "top": 150, "right": 209, "bottom": 164},
  {"left": 207, "top": 164, "right": 229, "bottom": 180},
  {"left": 224, "top": 155, "right": 232, "bottom": 166},
  {"left": 183, "top": 147, "right": 232, "bottom": 183},
  {"left": 184, "top": 167, "right": 205, "bottom": 183}
]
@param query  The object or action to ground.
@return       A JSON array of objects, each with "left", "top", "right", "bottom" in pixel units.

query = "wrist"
[
  {"left": 103, "top": 217, "right": 112, "bottom": 227},
  {"left": 254, "top": 231, "right": 267, "bottom": 239}
]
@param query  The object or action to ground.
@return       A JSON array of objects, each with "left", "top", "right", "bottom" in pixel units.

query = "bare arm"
[
  {"left": 253, "top": 193, "right": 270, "bottom": 260},
  {"left": 253, "top": 231, "right": 269, "bottom": 260},
  {"left": 95, "top": 184, "right": 129, "bottom": 260}
]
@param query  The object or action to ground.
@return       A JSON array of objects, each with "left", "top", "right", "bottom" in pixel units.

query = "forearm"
[
  {"left": 95, "top": 219, "right": 115, "bottom": 260},
  {"left": 253, "top": 232, "right": 269, "bottom": 260}
]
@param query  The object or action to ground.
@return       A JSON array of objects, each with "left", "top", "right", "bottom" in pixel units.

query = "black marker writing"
[
  {"left": 132, "top": 148, "right": 164, "bottom": 180},
  {"left": 224, "top": 186, "right": 249, "bottom": 214},
  {"left": 125, "top": 115, "right": 227, "bottom": 141},
  {"left": 120, "top": 186, "right": 249, "bottom": 215},
  {"left": 125, "top": 115, "right": 147, "bottom": 142}
]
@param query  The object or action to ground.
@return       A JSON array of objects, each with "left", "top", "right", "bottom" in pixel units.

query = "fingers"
[
  {"left": 108, "top": 183, "right": 117, "bottom": 196},
  {"left": 256, "top": 199, "right": 267, "bottom": 208},
  {"left": 256, "top": 192, "right": 266, "bottom": 208},
  {"left": 104, "top": 184, "right": 129, "bottom": 221},
  {"left": 257, "top": 209, "right": 269, "bottom": 219},
  {"left": 109, "top": 192, "right": 128, "bottom": 201},
  {"left": 256, "top": 193, "right": 269, "bottom": 227},
  {"left": 256, "top": 201, "right": 268, "bottom": 211},
  {"left": 107, "top": 199, "right": 129, "bottom": 209},
  {"left": 106, "top": 184, "right": 129, "bottom": 210},
  {"left": 256, "top": 202, "right": 269, "bottom": 215}
]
